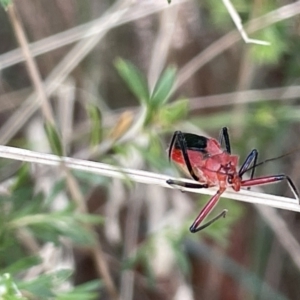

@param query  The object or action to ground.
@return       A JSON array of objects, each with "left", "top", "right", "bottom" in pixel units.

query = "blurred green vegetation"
[{"left": 0, "top": 0, "right": 299, "bottom": 299}]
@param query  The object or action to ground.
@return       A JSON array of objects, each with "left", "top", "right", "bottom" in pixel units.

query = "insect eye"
[{"left": 227, "top": 175, "right": 233, "bottom": 184}]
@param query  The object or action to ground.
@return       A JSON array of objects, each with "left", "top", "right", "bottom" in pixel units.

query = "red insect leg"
[
  {"left": 190, "top": 187, "right": 227, "bottom": 232},
  {"left": 241, "top": 174, "right": 299, "bottom": 203}
]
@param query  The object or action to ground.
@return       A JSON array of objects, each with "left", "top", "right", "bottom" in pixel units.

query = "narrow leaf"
[
  {"left": 57, "top": 280, "right": 101, "bottom": 300},
  {"left": 115, "top": 58, "right": 149, "bottom": 104},
  {"left": 159, "top": 98, "right": 188, "bottom": 126},
  {"left": 44, "top": 122, "right": 63, "bottom": 156},
  {"left": 2, "top": 256, "right": 41, "bottom": 275},
  {"left": 0, "top": 0, "right": 12, "bottom": 9},
  {"left": 150, "top": 66, "right": 176, "bottom": 107},
  {"left": 45, "top": 179, "right": 66, "bottom": 205},
  {"left": 10, "top": 163, "right": 31, "bottom": 192},
  {"left": 74, "top": 213, "right": 104, "bottom": 224},
  {"left": 86, "top": 104, "right": 102, "bottom": 147},
  {"left": 0, "top": 274, "right": 26, "bottom": 299}
]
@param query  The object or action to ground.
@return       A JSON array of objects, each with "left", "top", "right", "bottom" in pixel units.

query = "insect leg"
[
  {"left": 219, "top": 127, "right": 231, "bottom": 154},
  {"left": 190, "top": 188, "right": 227, "bottom": 233},
  {"left": 241, "top": 174, "right": 300, "bottom": 204},
  {"left": 167, "top": 179, "right": 209, "bottom": 189},
  {"left": 238, "top": 149, "right": 258, "bottom": 180},
  {"left": 169, "top": 131, "right": 200, "bottom": 181}
]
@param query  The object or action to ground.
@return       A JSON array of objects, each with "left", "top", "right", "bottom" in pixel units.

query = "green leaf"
[
  {"left": 72, "top": 170, "right": 109, "bottom": 188},
  {"left": 150, "top": 66, "right": 176, "bottom": 107},
  {"left": 9, "top": 211, "right": 97, "bottom": 245},
  {"left": 56, "top": 280, "right": 101, "bottom": 300},
  {"left": 159, "top": 98, "right": 188, "bottom": 126},
  {"left": 115, "top": 58, "right": 149, "bottom": 104},
  {"left": 122, "top": 237, "right": 155, "bottom": 286},
  {"left": 0, "top": 273, "right": 26, "bottom": 299},
  {"left": 86, "top": 104, "right": 102, "bottom": 147},
  {"left": 44, "top": 122, "right": 63, "bottom": 156},
  {"left": 167, "top": 234, "right": 190, "bottom": 275},
  {"left": 134, "top": 135, "right": 168, "bottom": 171},
  {"left": 2, "top": 256, "right": 41, "bottom": 275},
  {"left": 45, "top": 179, "right": 66, "bottom": 205},
  {"left": 250, "top": 27, "right": 287, "bottom": 64},
  {"left": 67, "top": 280, "right": 101, "bottom": 293},
  {"left": 0, "top": 0, "right": 12, "bottom": 9},
  {"left": 74, "top": 213, "right": 104, "bottom": 225},
  {"left": 51, "top": 269, "right": 73, "bottom": 285},
  {"left": 18, "top": 270, "right": 72, "bottom": 298},
  {"left": 57, "top": 292, "right": 98, "bottom": 300},
  {"left": 10, "top": 164, "right": 31, "bottom": 192}
]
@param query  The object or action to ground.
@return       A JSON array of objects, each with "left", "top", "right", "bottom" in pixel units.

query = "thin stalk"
[
  {"left": 7, "top": 5, "right": 118, "bottom": 297},
  {"left": 0, "top": 1, "right": 299, "bottom": 146},
  {"left": 174, "top": 1, "right": 300, "bottom": 92},
  {"left": 0, "top": 145, "right": 299, "bottom": 213},
  {"left": 148, "top": 6, "right": 178, "bottom": 90},
  {"left": 62, "top": 165, "right": 119, "bottom": 300},
  {"left": 230, "top": 0, "right": 261, "bottom": 137},
  {"left": 0, "top": 0, "right": 187, "bottom": 71},
  {"left": 7, "top": 4, "right": 54, "bottom": 125},
  {"left": 221, "top": 0, "right": 270, "bottom": 45}
]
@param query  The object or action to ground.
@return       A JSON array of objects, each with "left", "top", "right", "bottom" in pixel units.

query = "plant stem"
[
  {"left": 0, "top": 145, "right": 299, "bottom": 213},
  {"left": 7, "top": 4, "right": 54, "bottom": 125}
]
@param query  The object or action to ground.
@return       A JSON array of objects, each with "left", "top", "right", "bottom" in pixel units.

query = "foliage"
[
  {"left": 0, "top": 0, "right": 11, "bottom": 9},
  {"left": 115, "top": 58, "right": 186, "bottom": 127},
  {"left": 0, "top": 273, "right": 26, "bottom": 299},
  {"left": 0, "top": 164, "right": 102, "bottom": 298},
  {"left": 44, "top": 122, "right": 64, "bottom": 156},
  {"left": 0, "top": 0, "right": 300, "bottom": 299}
]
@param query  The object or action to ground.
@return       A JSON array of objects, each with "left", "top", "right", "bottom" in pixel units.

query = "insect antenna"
[{"left": 246, "top": 149, "right": 300, "bottom": 173}]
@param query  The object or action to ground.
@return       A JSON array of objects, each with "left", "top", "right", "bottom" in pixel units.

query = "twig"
[
  {"left": 62, "top": 166, "right": 119, "bottom": 300},
  {"left": 229, "top": 0, "right": 264, "bottom": 136},
  {"left": 188, "top": 86, "right": 300, "bottom": 110},
  {"left": 0, "top": 145, "right": 299, "bottom": 213},
  {"left": 0, "top": 0, "right": 188, "bottom": 71},
  {"left": 148, "top": 5, "right": 179, "bottom": 90},
  {"left": 256, "top": 205, "right": 300, "bottom": 270},
  {"left": 120, "top": 187, "right": 144, "bottom": 300},
  {"left": 221, "top": 0, "right": 270, "bottom": 45},
  {"left": 0, "top": 1, "right": 299, "bottom": 146},
  {"left": 0, "top": 0, "right": 134, "bottom": 145},
  {"left": 175, "top": 1, "right": 300, "bottom": 91},
  {"left": 7, "top": 4, "right": 118, "bottom": 297},
  {"left": 7, "top": 4, "right": 54, "bottom": 124}
]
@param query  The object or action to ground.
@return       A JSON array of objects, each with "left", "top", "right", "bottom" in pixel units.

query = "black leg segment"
[
  {"left": 238, "top": 149, "right": 258, "bottom": 179},
  {"left": 167, "top": 179, "right": 209, "bottom": 189},
  {"left": 168, "top": 131, "right": 200, "bottom": 182},
  {"left": 219, "top": 127, "right": 231, "bottom": 154},
  {"left": 190, "top": 209, "right": 227, "bottom": 232}
]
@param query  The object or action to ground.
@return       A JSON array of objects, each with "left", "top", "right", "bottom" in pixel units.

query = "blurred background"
[{"left": 0, "top": 0, "right": 300, "bottom": 299}]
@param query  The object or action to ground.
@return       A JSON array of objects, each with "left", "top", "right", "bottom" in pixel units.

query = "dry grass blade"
[
  {"left": 189, "top": 86, "right": 300, "bottom": 110},
  {"left": 148, "top": 6, "right": 179, "bottom": 90},
  {"left": 175, "top": 1, "right": 300, "bottom": 91},
  {"left": 0, "top": 0, "right": 187, "bottom": 71},
  {"left": 7, "top": 5, "right": 54, "bottom": 124},
  {"left": 221, "top": 0, "right": 270, "bottom": 45},
  {"left": 0, "top": 0, "right": 187, "bottom": 146},
  {"left": 257, "top": 206, "right": 300, "bottom": 270},
  {"left": 0, "top": 145, "right": 299, "bottom": 214}
]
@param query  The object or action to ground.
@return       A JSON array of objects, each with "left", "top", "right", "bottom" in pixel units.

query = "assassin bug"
[{"left": 167, "top": 127, "right": 300, "bottom": 233}]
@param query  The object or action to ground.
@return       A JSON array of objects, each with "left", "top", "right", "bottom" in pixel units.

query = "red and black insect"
[{"left": 167, "top": 127, "right": 299, "bottom": 233}]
